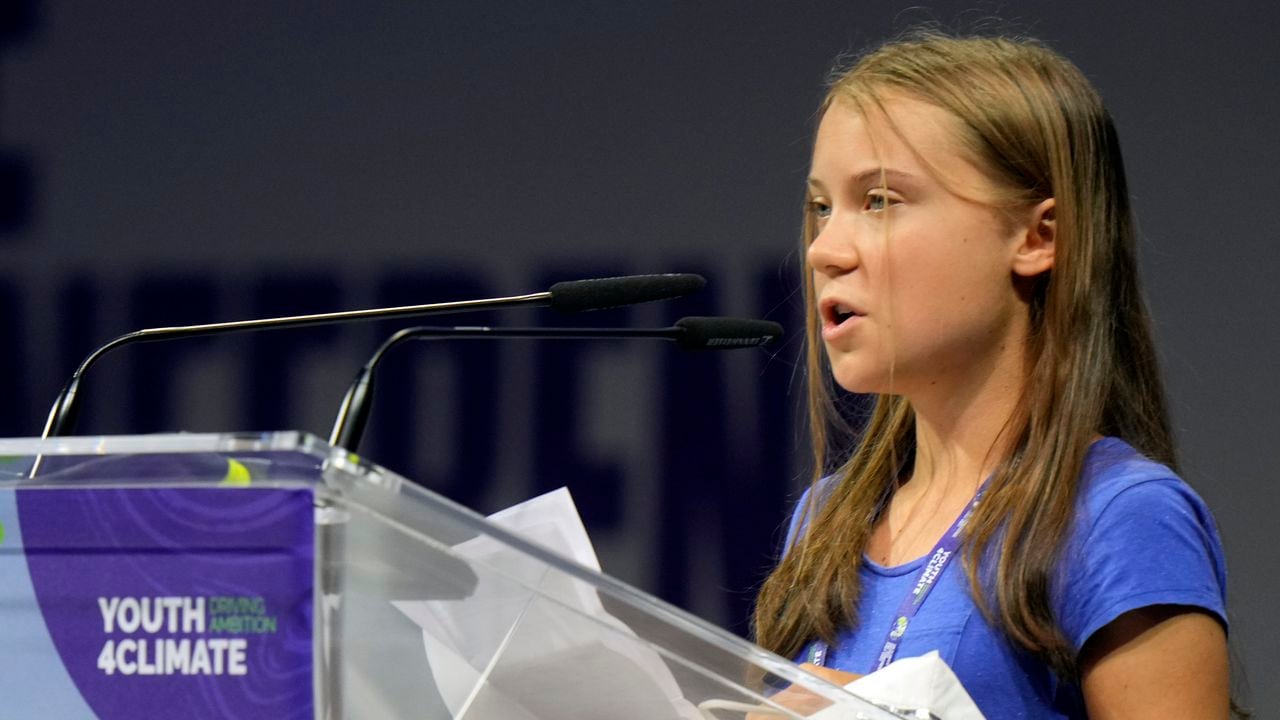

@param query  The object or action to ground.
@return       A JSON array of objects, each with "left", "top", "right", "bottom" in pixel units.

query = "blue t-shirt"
[{"left": 785, "top": 437, "right": 1227, "bottom": 718}]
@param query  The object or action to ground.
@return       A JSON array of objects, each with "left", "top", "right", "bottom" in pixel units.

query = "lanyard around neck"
[{"left": 805, "top": 480, "right": 989, "bottom": 673}]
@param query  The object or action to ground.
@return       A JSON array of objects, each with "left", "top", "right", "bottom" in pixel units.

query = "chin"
[
  {"left": 829, "top": 367, "right": 890, "bottom": 396},
  {"left": 825, "top": 348, "right": 890, "bottom": 394}
]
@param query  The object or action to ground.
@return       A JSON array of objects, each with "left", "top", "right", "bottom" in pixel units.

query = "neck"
[
  {"left": 908, "top": 392, "right": 1018, "bottom": 497},
  {"left": 904, "top": 331, "right": 1029, "bottom": 498}
]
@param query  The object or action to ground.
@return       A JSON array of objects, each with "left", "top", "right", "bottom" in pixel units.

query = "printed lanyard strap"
[{"left": 805, "top": 482, "right": 988, "bottom": 673}]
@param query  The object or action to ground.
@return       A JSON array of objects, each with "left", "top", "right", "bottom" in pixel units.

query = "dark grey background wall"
[{"left": 3, "top": 0, "right": 1275, "bottom": 708}]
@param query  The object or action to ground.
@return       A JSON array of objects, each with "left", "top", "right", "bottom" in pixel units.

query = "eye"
[
  {"left": 807, "top": 198, "right": 832, "bottom": 220},
  {"left": 864, "top": 191, "right": 895, "bottom": 212}
]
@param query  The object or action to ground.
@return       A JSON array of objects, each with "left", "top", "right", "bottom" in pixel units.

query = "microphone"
[
  {"left": 41, "top": 274, "right": 705, "bottom": 438},
  {"left": 328, "top": 316, "right": 783, "bottom": 452}
]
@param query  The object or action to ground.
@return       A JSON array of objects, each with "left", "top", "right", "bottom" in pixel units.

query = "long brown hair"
[{"left": 753, "top": 32, "right": 1175, "bottom": 683}]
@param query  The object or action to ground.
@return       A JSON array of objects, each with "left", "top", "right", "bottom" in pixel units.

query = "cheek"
[{"left": 885, "top": 240, "right": 1010, "bottom": 331}]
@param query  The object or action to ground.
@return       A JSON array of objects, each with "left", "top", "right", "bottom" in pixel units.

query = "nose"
[{"left": 806, "top": 221, "right": 859, "bottom": 278}]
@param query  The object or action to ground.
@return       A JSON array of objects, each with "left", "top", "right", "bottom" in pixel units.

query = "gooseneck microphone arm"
[
  {"left": 328, "top": 316, "right": 783, "bottom": 453},
  {"left": 42, "top": 294, "right": 550, "bottom": 439},
  {"left": 41, "top": 273, "right": 706, "bottom": 438}
]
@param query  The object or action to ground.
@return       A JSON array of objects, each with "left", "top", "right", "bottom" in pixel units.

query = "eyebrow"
[{"left": 807, "top": 168, "right": 918, "bottom": 191}]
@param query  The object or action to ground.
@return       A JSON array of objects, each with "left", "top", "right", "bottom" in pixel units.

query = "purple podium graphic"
[{"left": 9, "top": 479, "right": 314, "bottom": 719}]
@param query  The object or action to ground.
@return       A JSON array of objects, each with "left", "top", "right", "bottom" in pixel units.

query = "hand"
[
  {"left": 743, "top": 664, "right": 864, "bottom": 719},
  {"left": 800, "top": 662, "right": 863, "bottom": 686}
]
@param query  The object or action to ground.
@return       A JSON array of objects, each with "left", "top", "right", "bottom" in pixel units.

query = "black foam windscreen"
[
  {"left": 548, "top": 273, "right": 705, "bottom": 312},
  {"left": 674, "top": 316, "right": 783, "bottom": 350}
]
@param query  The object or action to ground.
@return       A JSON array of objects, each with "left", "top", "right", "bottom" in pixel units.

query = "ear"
[{"left": 1011, "top": 198, "right": 1055, "bottom": 278}]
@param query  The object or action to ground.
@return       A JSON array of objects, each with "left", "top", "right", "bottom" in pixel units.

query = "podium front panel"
[{"left": 0, "top": 433, "right": 905, "bottom": 719}]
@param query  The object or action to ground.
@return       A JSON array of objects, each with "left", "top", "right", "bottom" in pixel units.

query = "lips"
[{"left": 820, "top": 297, "right": 866, "bottom": 332}]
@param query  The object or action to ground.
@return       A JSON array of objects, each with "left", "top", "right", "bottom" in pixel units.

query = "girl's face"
[{"left": 806, "top": 95, "right": 1046, "bottom": 399}]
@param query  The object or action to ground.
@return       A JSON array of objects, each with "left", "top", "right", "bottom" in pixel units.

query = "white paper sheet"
[
  {"left": 392, "top": 488, "right": 702, "bottom": 720},
  {"left": 807, "top": 651, "right": 985, "bottom": 720}
]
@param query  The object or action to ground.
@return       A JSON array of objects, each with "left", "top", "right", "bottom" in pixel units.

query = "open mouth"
[{"left": 823, "top": 300, "right": 863, "bottom": 327}]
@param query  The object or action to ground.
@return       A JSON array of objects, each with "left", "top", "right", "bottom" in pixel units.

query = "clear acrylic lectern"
[{"left": 0, "top": 432, "right": 906, "bottom": 719}]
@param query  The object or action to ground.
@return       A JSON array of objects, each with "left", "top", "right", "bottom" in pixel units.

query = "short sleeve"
[
  {"left": 780, "top": 485, "right": 815, "bottom": 557},
  {"left": 1055, "top": 477, "right": 1228, "bottom": 651},
  {"left": 779, "top": 477, "right": 838, "bottom": 558}
]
